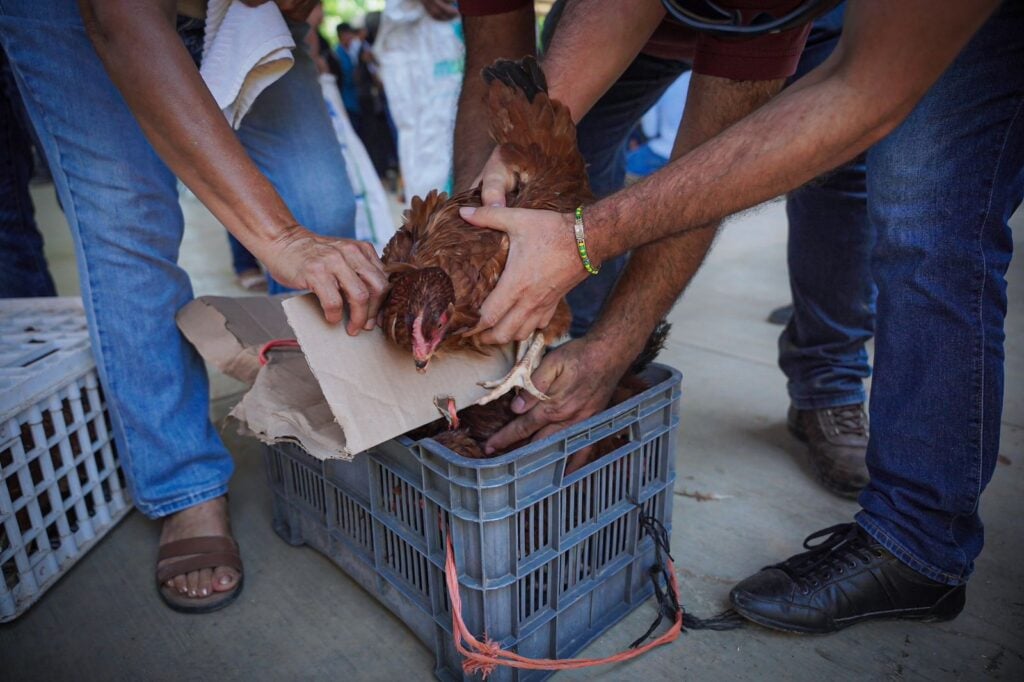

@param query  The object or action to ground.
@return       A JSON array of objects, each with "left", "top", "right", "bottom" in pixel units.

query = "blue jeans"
[
  {"left": 565, "top": 51, "right": 688, "bottom": 336},
  {"left": 777, "top": 4, "right": 873, "bottom": 410},
  {"left": 0, "top": 47, "right": 56, "bottom": 298},
  {"left": 540, "top": 1, "right": 686, "bottom": 336},
  {"left": 0, "top": 0, "right": 356, "bottom": 517},
  {"left": 626, "top": 144, "right": 670, "bottom": 177},
  {"left": 855, "top": 1, "right": 1024, "bottom": 584}
]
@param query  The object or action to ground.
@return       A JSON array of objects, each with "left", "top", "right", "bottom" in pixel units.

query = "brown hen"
[
  {"left": 418, "top": 322, "right": 673, "bottom": 472},
  {"left": 379, "top": 56, "right": 589, "bottom": 404}
]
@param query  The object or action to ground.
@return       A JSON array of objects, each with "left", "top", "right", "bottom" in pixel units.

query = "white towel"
[{"left": 200, "top": 0, "right": 295, "bottom": 129}]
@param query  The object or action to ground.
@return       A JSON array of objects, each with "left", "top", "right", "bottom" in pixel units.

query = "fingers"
[
  {"left": 309, "top": 241, "right": 388, "bottom": 334},
  {"left": 334, "top": 247, "right": 387, "bottom": 336},
  {"left": 332, "top": 266, "right": 369, "bottom": 334},
  {"left": 505, "top": 301, "right": 559, "bottom": 345},
  {"left": 478, "top": 149, "right": 512, "bottom": 207},
  {"left": 309, "top": 270, "right": 345, "bottom": 324},
  {"left": 511, "top": 354, "right": 559, "bottom": 414},
  {"left": 479, "top": 310, "right": 530, "bottom": 345},
  {"left": 472, "top": 272, "right": 519, "bottom": 341},
  {"left": 476, "top": 304, "right": 548, "bottom": 345},
  {"left": 486, "top": 354, "right": 564, "bottom": 452},
  {"left": 532, "top": 422, "right": 567, "bottom": 443},
  {"left": 512, "top": 318, "right": 542, "bottom": 345},
  {"left": 458, "top": 205, "right": 513, "bottom": 231},
  {"left": 348, "top": 242, "right": 388, "bottom": 332},
  {"left": 485, "top": 410, "right": 549, "bottom": 454}
]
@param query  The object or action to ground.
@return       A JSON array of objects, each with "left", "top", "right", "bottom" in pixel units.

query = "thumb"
[
  {"left": 459, "top": 205, "right": 514, "bottom": 232},
  {"left": 510, "top": 358, "right": 559, "bottom": 414}
]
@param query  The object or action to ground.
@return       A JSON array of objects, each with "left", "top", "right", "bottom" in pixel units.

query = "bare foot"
[{"left": 158, "top": 496, "right": 240, "bottom": 599}]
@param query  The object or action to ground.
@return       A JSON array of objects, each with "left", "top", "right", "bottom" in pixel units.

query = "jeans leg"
[
  {"left": 235, "top": 23, "right": 356, "bottom": 295},
  {"left": 779, "top": 2, "right": 875, "bottom": 409},
  {"left": 855, "top": 2, "right": 1024, "bottom": 584},
  {"left": 569, "top": 59, "right": 688, "bottom": 336},
  {"left": 780, "top": 157, "right": 874, "bottom": 409},
  {"left": 0, "top": 0, "right": 233, "bottom": 518},
  {"left": 0, "top": 47, "right": 56, "bottom": 298},
  {"left": 542, "top": 0, "right": 688, "bottom": 336}
]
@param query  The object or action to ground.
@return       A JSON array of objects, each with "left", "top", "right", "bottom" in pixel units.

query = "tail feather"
[
  {"left": 629, "top": 321, "right": 672, "bottom": 376},
  {"left": 482, "top": 56, "right": 590, "bottom": 207},
  {"left": 482, "top": 56, "right": 548, "bottom": 102}
]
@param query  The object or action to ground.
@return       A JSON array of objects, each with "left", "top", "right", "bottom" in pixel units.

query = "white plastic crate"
[{"left": 0, "top": 298, "right": 131, "bottom": 622}]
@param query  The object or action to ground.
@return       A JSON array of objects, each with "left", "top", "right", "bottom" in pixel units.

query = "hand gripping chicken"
[{"left": 378, "top": 56, "right": 590, "bottom": 405}]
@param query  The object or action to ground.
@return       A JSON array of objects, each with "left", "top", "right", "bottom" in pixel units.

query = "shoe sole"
[{"left": 733, "top": 593, "right": 963, "bottom": 635}]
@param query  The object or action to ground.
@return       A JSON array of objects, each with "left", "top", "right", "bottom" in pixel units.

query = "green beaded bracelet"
[{"left": 573, "top": 206, "right": 600, "bottom": 276}]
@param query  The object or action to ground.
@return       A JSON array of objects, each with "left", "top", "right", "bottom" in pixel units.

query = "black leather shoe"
[
  {"left": 730, "top": 523, "right": 966, "bottom": 634},
  {"left": 788, "top": 404, "right": 869, "bottom": 498}
]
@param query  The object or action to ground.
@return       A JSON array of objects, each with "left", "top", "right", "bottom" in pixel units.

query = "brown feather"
[
  {"left": 411, "top": 322, "right": 672, "bottom": 465},
  {"left": 379, "top": 56, "right": 589, "bottom": 361}
]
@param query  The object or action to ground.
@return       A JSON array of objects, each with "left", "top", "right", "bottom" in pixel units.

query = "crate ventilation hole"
[{"left": 441, "top": 510, "right": 742, "bottom": 677}]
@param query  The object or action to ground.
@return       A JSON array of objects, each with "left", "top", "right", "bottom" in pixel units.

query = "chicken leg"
[{"left": 476, "top": 332, "right": 548, "bottom": 405}]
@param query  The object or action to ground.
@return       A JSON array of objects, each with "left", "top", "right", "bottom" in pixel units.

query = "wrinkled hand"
[
  {"left": 459, "top": 205, "right": 587, "bottom": 344},
  {"left": 484, "top": 338, "right": 627, "bottom": 470},
  {"left": 240, "top": 0, "right": 319, "bottom": 22},
  {"left": 420, "top": 0, "right": 459, "bottom": 21},
  {"left": 264, "top": 226, "right": 388, "bottom": 335}
]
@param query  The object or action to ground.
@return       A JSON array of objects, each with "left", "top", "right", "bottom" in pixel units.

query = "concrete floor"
[{"left": 2, "top": 185, "right": 1022, "bottom": 681}]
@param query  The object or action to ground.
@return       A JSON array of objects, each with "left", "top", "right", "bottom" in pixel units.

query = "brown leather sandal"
[{"left": 156, "top": 536, "right": 244, "bottom": 614}]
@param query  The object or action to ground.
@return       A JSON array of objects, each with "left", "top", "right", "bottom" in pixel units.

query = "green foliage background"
[{"left": 321, "top": 0, "right": 386, "bottom": 43}]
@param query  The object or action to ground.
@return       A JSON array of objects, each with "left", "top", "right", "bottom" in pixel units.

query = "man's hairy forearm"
[
  {"left": 543, "top": 0, "right": 664, "bottom": 122},
  {"left": 587, "top": 75, "right": 783, "bottom": 362},
  {"left": 585, "top": 1, "right": 1000, "bottom": 263},
  {"left": 452, "top": 8, "right": 535, "bottom": 191},
  {"left": 452, "top": 0, "right": 662, "bottom": 190},
  {"left": 78, "top": 0, "right": 298, "bottom": 260}
]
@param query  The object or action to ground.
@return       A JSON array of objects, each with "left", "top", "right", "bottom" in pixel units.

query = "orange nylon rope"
[
  {"left": 444, "top": 532, "right": 682, "bottom": 678},
  {"left": 258, "top": 338, "right": 301, "bottom": 365}
]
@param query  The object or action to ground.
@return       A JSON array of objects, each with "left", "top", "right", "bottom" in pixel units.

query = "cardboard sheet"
[
  {"left": 177, "top": 295, "right": 292, "bottom": 385},
  {"left": 282, "top": 294, "right": 514, "bottom": 457},
  {"left": 177, "top": 294, "right": 514, "bottom": 460}
]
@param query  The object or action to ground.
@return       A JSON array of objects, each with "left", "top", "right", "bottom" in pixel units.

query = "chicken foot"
[{"left": 476, "top": 332, "right": 548, "bottom": 405}]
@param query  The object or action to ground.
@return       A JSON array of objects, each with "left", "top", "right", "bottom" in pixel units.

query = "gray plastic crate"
[
  {"left": 265, "top": 363, "right": 680, "bottom": 681},
  {"left": 0, "top": 298, "right": 131, "bottom": 622}
]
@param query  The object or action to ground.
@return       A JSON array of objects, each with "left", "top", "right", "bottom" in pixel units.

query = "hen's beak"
[{"left": 414, "top": 358, "right": 429, "bottom": 372}]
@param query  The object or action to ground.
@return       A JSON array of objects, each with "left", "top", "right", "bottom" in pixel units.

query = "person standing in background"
[{"left": 335, "top": 22, "right": 363, "bottom": 134}]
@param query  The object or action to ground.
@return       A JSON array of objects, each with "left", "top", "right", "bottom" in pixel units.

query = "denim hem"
[
  {"left": 788, "top": 391, "right": 866, "bottom": 412},
  {"left": 855, "top": 512, "right": 966, "bottom": 587},
  {"left": 135, "top": 482, "right": 231, "bottom": 520}
]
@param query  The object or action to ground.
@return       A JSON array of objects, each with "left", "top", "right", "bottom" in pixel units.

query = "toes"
[
  {"left": 212, "top": 565, "right": 240, "bottom": 592},
  {"left": 186, "top": 570, "right": 200, "bottom": 597},
  {"left": 198, "top": 568, "right": 213, "bottom": 597},
  {"left": 173, "top": 574, "right": 188, "bottom": 596}
]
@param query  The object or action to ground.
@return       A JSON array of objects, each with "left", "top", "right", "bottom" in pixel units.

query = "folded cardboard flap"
[
  {"left": 177, "top": 294, "right": 514, "bottom": 460},
  {"left": 282, "top": 294, "right": 514, "bottom": 457},
  {"left": 177, "top": 295, "right": 293, "bottom": 385}
]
